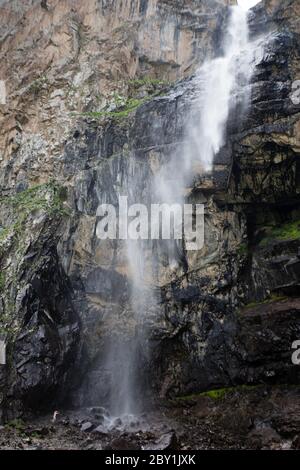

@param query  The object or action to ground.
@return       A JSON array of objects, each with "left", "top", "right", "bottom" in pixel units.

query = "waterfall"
[
  {"left": 151, "top": 5, "right": 253, "bottom": 268},
  {"left": 190, "top": 5, "right": 252, "bottom": 172},
  {"left": 105, "top": 4, "right": 256, "bottom": 423}
]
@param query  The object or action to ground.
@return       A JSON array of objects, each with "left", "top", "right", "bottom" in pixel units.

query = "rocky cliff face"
[
  {"left": 0, "top": 0, "right": 299, "bottom": 419},
  {"left": 0, "top": 0, "right": 230, "bottom": 190}
]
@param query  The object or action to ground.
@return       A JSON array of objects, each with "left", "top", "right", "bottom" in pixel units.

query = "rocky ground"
[{"left": 1, "top": 384, "right": 300, "bottom": 450}]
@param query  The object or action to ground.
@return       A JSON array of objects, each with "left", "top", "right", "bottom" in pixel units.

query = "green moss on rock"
[
  {"left": 0, "top": 182, "right": 69, "bottom": 234},
  {"left": 128, "top": 77, "right": 171, "bottom": 87},
  {"left": 79, "top": 96, "right": 150, "bottom": 120},
  {"left": 241, "top": 294, "right": 287, "bottom": 311},
  {"left": 176, "top": 384, "right": 261, "bottom": 402},
  {"left": 259, "top": 220, "right": 300, "bottom": 247},
  {"left": 5, "top": 419, "right": 25, "bottom": 432}
]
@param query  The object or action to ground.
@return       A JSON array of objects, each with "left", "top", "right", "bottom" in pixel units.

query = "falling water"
[
  {"left": 190, "top": 5, "right": 252, "bottom": 172},
  {"left": 105, "top": 4, "right": 257, "bottom": 423}
]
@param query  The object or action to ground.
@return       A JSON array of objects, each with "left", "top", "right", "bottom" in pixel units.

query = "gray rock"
[
  {"left": 105, "top": 436, "right": 141, "bottom": 450},
  {"left": 92, "top": 425, "right": 108, "bottom": 435}
]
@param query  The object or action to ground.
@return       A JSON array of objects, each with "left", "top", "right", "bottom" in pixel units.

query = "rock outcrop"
[{"left": 0, "top": 0, "right": 299, "bottom": 417}]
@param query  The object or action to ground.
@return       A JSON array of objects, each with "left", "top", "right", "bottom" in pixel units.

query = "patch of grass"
[
  {"left": 176, "top": 384, "right": 260, "bottom": 402},
  {"left": 111, "top": 97, "right": 148, "bottom": 117},
  {"left": 259, "top": 220, "right": 300, "bottom": 247},
  {"left": 1, "top": 182, "right": 69, "bottom": 218},
  {"left": 243, "top": 294, "right": 287, "bottom": 310},
  {"left": 5, "top": 419, "right": 25, "bottom": 433},
  {"left": 0, "top": 182, "right": 69, "bottom": 253},
  {"left": 77, "top": 83, "right": 167, "bottom": 122},
  {"left": 79, "top": 96, "right": 150, "bottom": 120}
]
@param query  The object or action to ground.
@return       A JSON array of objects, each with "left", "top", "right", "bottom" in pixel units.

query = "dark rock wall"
[{"left": 0, "top": 188, "right": 81, "bottom": 419}]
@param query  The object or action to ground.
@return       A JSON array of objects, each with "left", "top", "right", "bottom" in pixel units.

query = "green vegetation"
[
  {"left": 175, "top": 384, "right": 300, "bottom": 405},
  {"left": 243, "top": 294, "right": 287, "bottom": 310},
  {"left": 128, "top": 77, "right": 171, "bottom": 87},
  {"left": 237, "top": 242, "right": 249, "bottom": 255},
  {"left": 77, "top": 77, "right": 170, "bottom": 122},
  {"left": 28, "top": 75, "right": 48, "bottom": 95},
  {"left": 0, "top": 227, "right": 10, "bottom": 242},
  {"left": 176, "top": 384, "right": 261, "bottom": 402},
  {"left": 259, "top": 220, "right": 300, "bottom": 247},
  {"left": 0, "top": 272, "right": 5, "bottom": 291},
  {"left": 0, "top": 182, "right": 68, "bottom": 336},
  {"left": 0, "top": 182, "right": 69, "bottom": 252},
  {"left": 1, "top": 182, "right": 68, "bottom": 217},
  {"left": 0, "top": 184, "right": 68, "bottom": 337},
  {"left": 109, "top": 97, "right": 148, "bottom": 117},
  {"left": 78, "top": 96, "right": 151, "bottom": 120},
  {"left": 200, "top": 388, "right": 229, "bottom": 400}
]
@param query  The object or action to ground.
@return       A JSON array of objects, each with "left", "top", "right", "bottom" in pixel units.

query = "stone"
[
  {"left": 80, "top": 422, "right": 93, "bottom": 432},
  {"left": 292, "top": 435, "right": 300, "bottom": 449},
  {"left": 28, "top": 427, "right": 50, "bottom": 437},
  {"left": 145, "top": 432, "right": 178, "bottom": 450},
  {"left": 247, "top": 426, "right": 281, "bottom": 449},
  {"left": 105, "top": 436, "right": 141, "bottom": 451},
  {"left": 92, "top": 425, "right": 108, "bottom": 435}
]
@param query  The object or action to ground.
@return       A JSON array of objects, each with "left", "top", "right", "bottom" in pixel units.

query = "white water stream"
[{"left": 106, "top": 4, "right": 260, "bottom": 424}]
